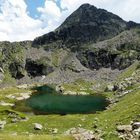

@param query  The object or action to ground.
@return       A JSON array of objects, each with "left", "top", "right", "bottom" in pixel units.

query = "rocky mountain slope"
[
  {"left": 33, "top": 3, "right": 128, "bottom": 49},
  {"left": 0, "top": 3, "right": 140, "bottom": 88}
]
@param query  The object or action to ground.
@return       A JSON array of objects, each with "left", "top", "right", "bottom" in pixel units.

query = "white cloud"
[
  {"left": 0, "top": 0, "right": 45, "bottom": 41},
  {"left": 0, "top": 0, "right": 140, "bottom": 41},
  {"left": 0, "top": 0, "right": 63, "bottom": 41},
  {"left": 37, "top": 0, "right": 61, "bottom": 31},
  {"left": 38, "top": 1, "right": 61, "bottom": 18}
]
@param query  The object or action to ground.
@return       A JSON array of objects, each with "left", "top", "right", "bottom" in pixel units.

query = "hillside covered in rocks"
[{"left": 0, "top": 3, "right": 140, "bottom": 87}]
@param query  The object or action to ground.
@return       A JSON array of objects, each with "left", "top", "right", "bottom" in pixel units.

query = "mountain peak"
[
  {"left": 58, "top": 3, "right": 98, "bottom": 27},
  {"left": 32, "top": 4, "right": 136, "bottom": 49},
  {"left": 78, "top": 3, "right": 96, "bottom": 9},
  {"left": 59, "top": 3, "right": 125, "bottom": 28}
]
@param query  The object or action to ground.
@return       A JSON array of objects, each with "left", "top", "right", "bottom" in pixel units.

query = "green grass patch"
[
  {"left": 117, "top": 60, "right": 139, "bottom": 81},
  {"left": 0, "top": 83, "right": 139, "bottom": 140},
  {"left": 62, "top": 79, "right": 107, "bottom": 94},
  {"left": 0, "top": 134, "right": 74, "bottom": 140}
]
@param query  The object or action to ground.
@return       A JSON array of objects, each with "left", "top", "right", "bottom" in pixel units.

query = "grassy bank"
[{"left": 0, "top": 85, "right": 139, "bottom": 139}]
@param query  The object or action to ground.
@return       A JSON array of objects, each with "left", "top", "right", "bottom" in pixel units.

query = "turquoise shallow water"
[{"left": 26, "top": 86, "right": 108, "bottom": 114}]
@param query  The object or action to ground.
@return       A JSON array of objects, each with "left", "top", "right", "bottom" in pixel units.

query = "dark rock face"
[
  {"left": 25, "top": 59, "right": 54, "bottom": 77},
  {"left": 77, "top": 49, "right": 114, "bottom": 70},
  {"left": 127, "top": 21, "right": 140, "bottom": 29},
  {"left": 31, "top": 4, "right": 140, "bottom": 72},
  {"left": 32, "top": 4, "right": 128, "bottom": 49},
  {"left": 9, "top": 62, "right": 25, "bottom": 79},
  {"left": 77, "top": 49, "right": 137, "bottom": 70}
]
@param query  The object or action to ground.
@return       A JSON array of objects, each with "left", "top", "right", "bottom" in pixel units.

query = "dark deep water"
[{"left": 25, "top": 85, "right": 109, "bottom": 114}]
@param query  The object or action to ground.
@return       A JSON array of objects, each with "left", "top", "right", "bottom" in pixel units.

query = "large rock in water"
[{"left": 32, "top": 4, "right": 127, "bottom": 49}]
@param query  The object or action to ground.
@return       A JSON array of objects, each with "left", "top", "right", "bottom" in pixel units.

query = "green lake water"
[{"left": 24, "top": 86, "right": 109, "bottom": 114}]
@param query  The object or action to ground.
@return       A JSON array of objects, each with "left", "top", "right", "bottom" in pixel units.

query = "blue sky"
[
  {"left": 25, "top": 0, "right": 45, "bottom": 18},
  {"left": 0, "top": 0, "right": 140, "bottom": 41}
]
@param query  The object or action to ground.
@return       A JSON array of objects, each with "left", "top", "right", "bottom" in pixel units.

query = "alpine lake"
[{"left": 14, "top": 85, "right": 109, "bottom": 115}]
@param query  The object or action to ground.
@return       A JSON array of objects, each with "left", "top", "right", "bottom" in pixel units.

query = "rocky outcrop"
[
  {"left": 0, "top": 120, "right": 6, "bottom": 129},
  {"left": 105, "top": 84, "right": 114, "bottom": 92},
  {"left": 0, "top": 101, "right": 14, "bottom": 106},
  {"left": 65, "top": 127, "right": 101, "bottom": 140},
  {"left": 49, "top": 128, "right": 58, "bottom": 134},
  {"left": 8, "top": 112, "right": 28, "bottom": 123},
  {"left": 77, "top": 48, "right": 138, "bottom": 70},
  {"left": 132, "top": 122, "right": 140, "bottom": 130},
  {"left": 106, "top": 68, "right": 140, "bottom": 93},
  {"left": 6, "top": 92, "right": 32, "bottom": 101},
  {"left": 63, "top": 91, "right": 89, "bottom": 95},
  {"left": 25, "top": 59, "right": 54, "bottom": 77},
  {"left": 9, "top": 62, "right": 25, "bottom": 79},
  {"left": 117, "top": 125, "right": 132, "bottom": 132},
  {"left": 33, "top": 123, "right": 43, "bottom": 130},
  {"left": 117, "top": 122, "right": 140, "bottom": 140},
  {"left": 0, "top": 73, "right": 4, "bottom": 83}
]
